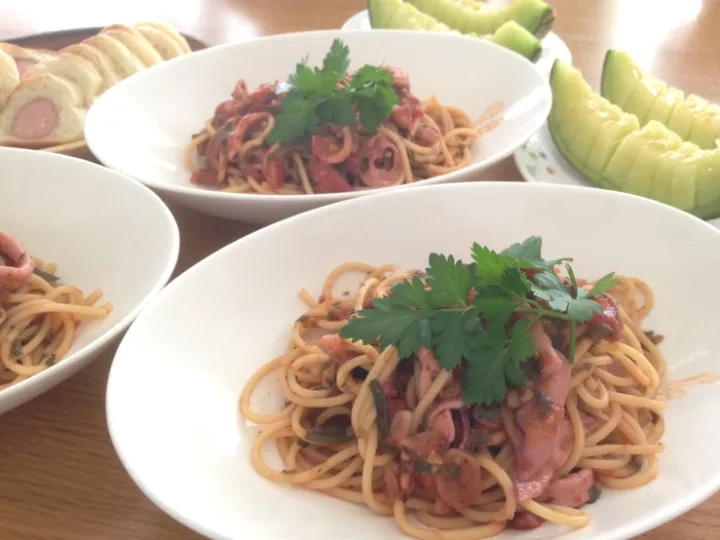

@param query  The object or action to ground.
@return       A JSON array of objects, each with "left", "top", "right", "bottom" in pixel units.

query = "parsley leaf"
[
  {"left": 457, "top": 310, "right": 533, "bottom": 406},
  {"left": 315, "top": 90, "right": 356, "bottom": 126},
  {"left": 350, "top": 64, "right": 393, "bottom": 88},
  {"left": 266, "top": 93, "right": 317, "bottom": 145},
  {"left": 463, "top": 345, "right": 509, "bottom": 405},
  {"left": 339, "top": 301, "right": 432, "bottom": 359},
  {"left": 563, "top": 264, "right": 602, "bottom": 322},
  {"left": 472, "top": 243, "right": 511, "bottom": 283},
  {"left": 472, "top": 285, "right": 515, "bottom": 318},
  {"left": 501, "top": 236, "right": 543, "bottom": 261},
  {"left": 505, "top": 358, "right": 528, "bottom": 387},
  {"left": 267, "top": 40, "right": 399, "bottom": 144},
  {"left": 499, "top": 267, "right": 531, "bottom": 299},
  {"left": 531, "top": 272, "right": 573, "bottom": 311},
  {"left": 425, "top": 254, "right": 474, "bottom": 308},
  {"left": 291, "top": 64, "right": 337, "bottom": 96},
  {"left": 430, "top": 308, "right": 482, "bottom": 370},
  {"left": 587, "top": 272, "right": 620, "bottom": 297},
  {"left": 390, "top": 276, "right": 432, "bottom": 311},
  {"left": 354, "top": 85, "right": 398, "bottom": 132},
  {"left": 471, "top": 265, "right": 529, "bottom": 320},
  {"left": 566, "top": 298, "right": 603, "bottom": 322},
  {"left": 322, "top": 39, "right": 350, "bottom": 77},
  {"left": 339, "top": 236, "right": 619, "bottom": 406},
  {"left": 501, "top": 236, "right": 570, "bottom": 272},
  {"left": 507, "top": 318, "right": 535, "bottom": 364},
  {"left": 532, "top": 269, "right": 601, "bottom": 323},
  {"left": 348, "top": 66, "right": 398, "bottom": 132}
]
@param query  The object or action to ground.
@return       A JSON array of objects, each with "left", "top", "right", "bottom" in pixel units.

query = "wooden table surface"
[{"left": 1, "top": 1, "right": 718, "bottom": 539}]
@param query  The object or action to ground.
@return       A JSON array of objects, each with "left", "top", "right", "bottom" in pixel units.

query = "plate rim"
[
  {"left": 85, "top": 29, "right": 551, "bottom": 204},
  {"left": 106, "top": 181, "right": 720, "bottom": 540},
  {"left": 513, "top": 122, "right": 720, "bottom": 229},
  {"left": 0, "top": 147, "right": 181, "bottom": 412}
]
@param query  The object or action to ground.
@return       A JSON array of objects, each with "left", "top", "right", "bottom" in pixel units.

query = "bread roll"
[
  {"left": 102, "top": 24, "right": 164, "bottom": 67},
  {"left": 133, "top": 24, "right": 185, "bottom": 60},
  {"left": 139, "top": 22, "right": 192, "bottom": 54},
  {"left": 61, "top": 43, "right": 121, "bottom": 92},
  {"left": 83, "top": 34, "right": 145, "bottom": 79},
  {"left": 0, "top": 43, "right": 56, "bottom": 78},
  {"left": 32, "top": 52, "right": 102, "bottom": 107},
  {"left": 0, "top": 47, "right": 19, "bottom": 104},
  {"left": 0, "top": 73, "right": 86, "bottom": 147}
]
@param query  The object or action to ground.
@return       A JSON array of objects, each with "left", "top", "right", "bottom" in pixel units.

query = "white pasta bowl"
[
  {"left": 0, "top": 147, "right": 179, "bottom": 415},
  {"left": 107, "top": 182, "right": 720, "bottom": 540},
  {"left": 85, "top": 30, "right": 550, "bottom": 224}
]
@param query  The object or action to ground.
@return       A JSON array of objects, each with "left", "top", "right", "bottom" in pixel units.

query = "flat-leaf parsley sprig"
[
  {"left": 338, "top": 236, "right": 619, "bottom": 405},
  {"left": 266, "top": 39, "right": 399, "bottom": 145}
]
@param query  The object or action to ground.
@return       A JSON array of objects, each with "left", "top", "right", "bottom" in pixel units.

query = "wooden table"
[{"left": 0, "top": 1, "right": 718, "bottom": 538}]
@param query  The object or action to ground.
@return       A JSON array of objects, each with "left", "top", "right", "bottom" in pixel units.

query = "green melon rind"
[
  {"left": 601, "top": 49, "right": 720, "bottom": 151},
  {"left": 549, "top": 59, "right": 720, "bottom": 219},
  {"left": 485, "top": 21, "right": 542, "bottom": 62},
  {"left": 367, "top": 0, "right": 542, "bottom": 61},
  {"left": 600, "top": 49, "right": 639, "bottom": 109},
  {"left": 407, "top": 0, "right": 554, "bottom": 38},
  {"left": 548, "top": 60, "right": 638, "bottom": 188},
  {"left": 369, "top": 0, "right": 452, "bottom": 30}
]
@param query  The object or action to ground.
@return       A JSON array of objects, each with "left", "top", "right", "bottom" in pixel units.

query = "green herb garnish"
[
  {"left": 44, "top": 354, "right": 56, "bottom": 367},
  {"left": 628, "top": 456, "right": 644, "bottom": 472},
  {"left": 587, "top": 484, "right": 601, "bottom": 504},
  {"left": 415, "top": 459, "right": 434, "bottom": 474},
  {"left": 303, "top": 425, "right": 354, "bottom": 445},
  {"left": 369, "top": 379, "right": 390, "bottom": 444},
  {"left": 440, "top": 463, "right": 461, "bottom": 479},
  {"left": 537, "top": 391, "right": 553, "bottom": 416},
  {"left": 338, "top": 236, "right": 619, "bottom": 406},
  {"left": 467, "top": 431, "right": 488, "bottom": 453},
  {"left": 266, "top": 39, "right": 399, "bottom": 145},
  {"left": 10, "top": 340, "right": 22, "bottom": 357}
]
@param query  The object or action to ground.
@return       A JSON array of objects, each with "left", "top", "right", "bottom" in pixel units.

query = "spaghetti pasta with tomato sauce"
[
  {"left": 0, "top": 230, "right": 112, "bottom": 390},
  {"left": 241, "top": 237, "right": 666, "bottom": 538},
  {"left": 186, "top": 40, "right": 493, "bottom": 195}
]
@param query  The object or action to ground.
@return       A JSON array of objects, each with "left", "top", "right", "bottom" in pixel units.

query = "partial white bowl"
[
  {"left": 340, "top": 10, "right": 572, "bottom": 77},
  {"left": 514, "top": 123, "right": 720, "bottom": 230},
  {"left": 108, "top": 182, "right": 720, "bottom": 540},
  {"left": 85, "top": 29, "right": 551, "bottom": 224},
  {"left": 0, "top": 147, "right": 179, "bottom": 415}
]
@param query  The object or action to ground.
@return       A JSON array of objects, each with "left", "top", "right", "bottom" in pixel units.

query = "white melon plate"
[
  {"left": 514, "top": 122, "right": 720, "bottom": 230},
  {"left": 341, "top": 10, "right": 571, "bottom": 76}
]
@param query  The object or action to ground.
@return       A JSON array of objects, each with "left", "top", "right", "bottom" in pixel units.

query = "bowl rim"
[
  {"left": 85, "top": 29, "right": 551, "bottom": 204},
  {"left": 0, "top": 147, "right": 181, "bottom": 408},
  {"left": 106, "top": 181, "right": 720, "bottom": 540}
]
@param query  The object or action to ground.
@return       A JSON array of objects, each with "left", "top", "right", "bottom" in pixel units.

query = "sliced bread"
[
  {"left": 0, "top": 43, "right": 56, "bottom": 78},
  {"left": 139, "top": 22, "right": 192, "bottom": 54},
  {"left": 32, "top": 52, "right": 103, "bottom": 107},
  {"left": 101, "top": 24, "right": 164, "bottom": 67},
  {"left": 83, "top": 34, "right": 145, "bottom": 80},
  {"left": 133, "top": 24, "right": 185, "bottom": 60},
  {"left": 61, "top": 43, "right": 120, "bottom": 92},
  {"left": 0, "top": 73, "right": 86, "bottom": 147},
  {"left": 0, "top": 48, "right": 19, "bottom": 104}
]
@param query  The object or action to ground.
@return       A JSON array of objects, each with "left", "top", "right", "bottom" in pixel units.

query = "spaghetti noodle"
[
  {"left": 0, "top": 230, "right": 113, "bottom": 390},
  {"left": 241, "top": 254, "right": 666, "bottom": 538},
  {"left": 186, "top": 67, "right": 493, "bottom": 195}
]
